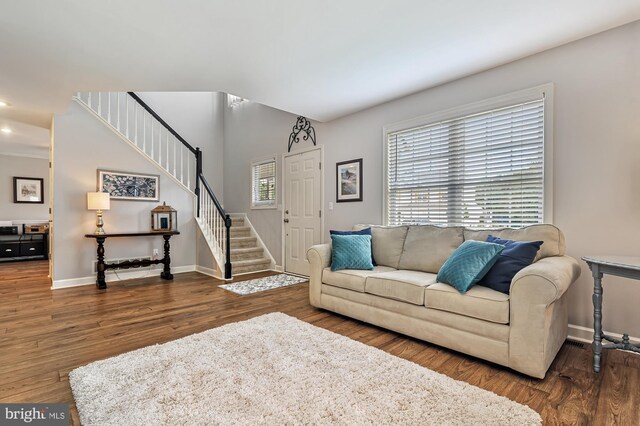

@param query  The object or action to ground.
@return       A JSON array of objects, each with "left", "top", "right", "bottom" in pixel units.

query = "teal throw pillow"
[
  {"left": 330, "top": 234, "right": 374, "bottom": 272},
  {"left": 437, "top": 240, "right": 505, "bottom": 294}
]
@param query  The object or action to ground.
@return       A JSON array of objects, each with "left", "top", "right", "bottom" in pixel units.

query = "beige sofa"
[{"left": 306, "top": 224, "right": 581, "bottom": 378}]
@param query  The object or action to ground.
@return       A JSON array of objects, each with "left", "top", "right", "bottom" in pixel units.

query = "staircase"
[
  {"left": 74, "top": 91, "right": 233, "bottom": 279},
  {"left": 229, "top": 216, "right": 272, "bottom": 274}
]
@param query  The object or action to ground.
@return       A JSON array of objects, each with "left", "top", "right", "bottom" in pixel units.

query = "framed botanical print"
[
  {"left": 336, "top": 158, "right": 363, "bottom": 202},
  {"left": 13, "top": 177, "right": 44, "bottom": 204},
  {"left": 97, "top": 170, "right": 159, "bottom": 201}
]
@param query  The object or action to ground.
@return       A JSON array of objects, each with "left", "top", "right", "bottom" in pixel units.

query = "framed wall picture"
[
  {"left": 97, "top": 170, "right": 160, "bottom": 201},
  {"left": 336, "top": 158, "right": 363, "bottom": 202},
  {"left": 13, "top": 177, "right": 44, "bottom": 204}
]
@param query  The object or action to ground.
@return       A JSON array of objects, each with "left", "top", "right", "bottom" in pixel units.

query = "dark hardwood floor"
[{"left": 0, "top": 260, "right": 638, "bottom": 425}]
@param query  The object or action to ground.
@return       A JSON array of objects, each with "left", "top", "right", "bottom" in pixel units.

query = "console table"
[
  {"left": 85, "top": 231, "right": 180, "bottom": 289},
  {"left": 582, "top": 256, "right": 640, "bottom": 373}
]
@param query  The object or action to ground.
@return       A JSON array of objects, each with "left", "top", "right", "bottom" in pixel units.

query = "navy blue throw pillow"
[
  {"left": 330, "top": 228, "right": 377, "bottom": 266},
  {"left": 477, "top": 235, "right": 543, "bottom": 294}
]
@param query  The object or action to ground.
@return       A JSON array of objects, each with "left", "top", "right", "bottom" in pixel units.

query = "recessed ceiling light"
[
  {"left": 1, "top": 128, "right": 12, "bottom": 134},
  {"left": 0, "top": 101, "right": 8, "bottom": 107}
]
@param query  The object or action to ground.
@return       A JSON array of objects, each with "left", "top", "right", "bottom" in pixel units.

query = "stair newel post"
[
  {"left": 195, "top": 148, "right": 202, "bottom": 218},
  {"left": 224, "top": 214, "right": 232, "bottom": 279}
]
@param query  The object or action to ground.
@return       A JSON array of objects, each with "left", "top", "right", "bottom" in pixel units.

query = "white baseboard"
[
  {"left": 568, "top": 323, "right": 640, "bottom": 348},
  {"left": 52, "top": 265, "right": 196, "bottom": 289},
  {"left": 195, "top": 265, "right": 222, "bottom": 279},
  {"left": 274, "top": 265, "right": 284, "bottom": 272}
]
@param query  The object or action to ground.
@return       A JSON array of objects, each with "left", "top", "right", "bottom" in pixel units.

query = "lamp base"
[{"left": 94, "top": 210, "right": 105, "bottom": 235}]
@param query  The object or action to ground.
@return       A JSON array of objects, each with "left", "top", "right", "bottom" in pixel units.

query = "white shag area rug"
[
  {"left": 219, "top": 273, "right": 307, "bottom": 295},
  {"left": 70, "top": 313, "right": 541, "bottom": 425}
]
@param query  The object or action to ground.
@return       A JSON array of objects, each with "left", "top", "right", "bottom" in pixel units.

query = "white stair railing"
[
  {"left": 74, "top": 92, "right": 197, "bottom": 193},
  {"left": 197, "top": 175, "right": 232, "bottom": 278},
  {"left": 74, "top": 91, "right": 232, "bottom": 278}
]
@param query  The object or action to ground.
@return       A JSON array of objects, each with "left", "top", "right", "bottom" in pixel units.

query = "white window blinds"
[
  {"left": 386, "top": 97, "right": 545, "bottom": 228},
  {"left": 251, "top": 159, "right": 276, "bottom": 208}
]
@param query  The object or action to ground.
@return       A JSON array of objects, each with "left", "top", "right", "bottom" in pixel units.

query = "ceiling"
[{"left": 1, "top": 1, "right": 639, "bottom": 128}]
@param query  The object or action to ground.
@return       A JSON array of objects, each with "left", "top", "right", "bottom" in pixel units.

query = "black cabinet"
[
  {"left": 0, "top": 234, "right": 47, "bottom": 261},
  {"left": 0, "top": 242, "right": 20, "bottom": 258}
]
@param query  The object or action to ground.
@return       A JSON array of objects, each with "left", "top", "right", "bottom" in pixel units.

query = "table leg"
[
  {"left": 96, "top": 236, "right": 107, "bottom": 289},
  {"left": 160, "top": 235, "right": 173, "bottom": 280},
  {"left": 592, "top": 267, "right": 603, "bottom": 372}
]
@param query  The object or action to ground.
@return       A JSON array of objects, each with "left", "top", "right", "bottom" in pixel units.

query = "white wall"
[
  {"left": 0, "top": 154, "right": 49, "bottom": 224},
  {"left": 52, "top": 101, "right": 197, "bottom": 285},
  {"left": 223, "top": 21, "right": 640, "bottom": 337}
]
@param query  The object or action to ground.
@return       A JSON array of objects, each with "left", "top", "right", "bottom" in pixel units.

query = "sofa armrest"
[
  {"left": 511, "top": 255, "right": 581, "bottom": 305},
  {"left": 306, "top": 244, "right": 332, "bottom": 307},
  {"left": 508, "top": 255, "right": 581, "bottom": 378},
  {"left": 306, "top": 243, "right": 332, "bottom": 269}
]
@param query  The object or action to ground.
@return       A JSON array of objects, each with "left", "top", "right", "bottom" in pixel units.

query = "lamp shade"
[{"left": 87, "top": 192, "right": 110, "bottom": 211}]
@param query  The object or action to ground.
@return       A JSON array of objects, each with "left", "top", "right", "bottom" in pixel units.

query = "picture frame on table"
[
  {"left": 13, "top": 177, "right": 44, "bottom": 204},
  {"left": 97, "top": 169, "right": 160, "bottom": 201},
  {"left": 336, "top": 158, "right": 363, "bottom": 203}
]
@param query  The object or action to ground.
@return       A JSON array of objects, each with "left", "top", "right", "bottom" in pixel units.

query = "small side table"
[
  {"left": 85, "top": 231, "right": 180, "bottom": 290},
  {"left": 582, "top": 256, "right": 640, "bottom": 372}
]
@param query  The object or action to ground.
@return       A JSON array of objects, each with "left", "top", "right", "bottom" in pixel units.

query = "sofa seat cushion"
[
  {"left": 425, "top": 283, "right": 510, "bottom": 324},
  {"left": 322, "top": 266, "right": 396, "bottom": 292},
  {"left": 364, "top": 270, "right": 437, "bottom": 305}
]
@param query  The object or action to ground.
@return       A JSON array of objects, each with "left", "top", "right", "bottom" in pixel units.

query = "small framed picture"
[
  {"left": 97, "top": 170, "right": 159, "bottom": 201},
  {"left": 13, "top": 177, "right": 44, "bottom": 204},
  {"left": 336, "top": 158, "right": 363, "bottom": 203}
]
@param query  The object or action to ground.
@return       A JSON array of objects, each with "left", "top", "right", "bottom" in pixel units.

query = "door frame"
[{"left": 281, "top": 144, "right": 324, "bottom": 274}]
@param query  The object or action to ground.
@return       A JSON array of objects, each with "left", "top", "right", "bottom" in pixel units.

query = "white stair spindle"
[
  {"left": 180, "top": 146, "right": 184, "bottom": 185},
  {"left": 187, "top": 152, "right": 191, "bottom": 189},
  {"left": 158, "top": 126, "right": 162, "bottom": 167},
  {"left": 215, "top": 207, "right": 219, "bottom": 248},
  {"left": 116, "top": 93, "right": 120, "bottom": 131},
  {"left": 173, "top": 136, "right": 177, "bottom": 177},
  {"left": 150, "top": 120, "right": 154, "bottom": 160},
  {"left": 97, "top": 92, "right": 102, "bottom": 116},
  {"left": 166, "top": 131, "right": 170, "bottom": 171},
  {"left": 142, "top": 111, "right": 146, "bottom": 153},
  {"left": 125, "top": 95, "right": 129, "bottom": 139},
  {"left": 87, "top": 92, "right": 92, "bottom": 109},
  {"left": 134, "top": 103, "right": 138, "bottom": 146},
  {"left": 107, "top": 93, "right": 111, "bottom": 123}
]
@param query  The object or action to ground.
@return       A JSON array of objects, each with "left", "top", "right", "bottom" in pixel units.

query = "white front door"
[{"left": 284, "top": 148, "right": 322, "bottom": 276}]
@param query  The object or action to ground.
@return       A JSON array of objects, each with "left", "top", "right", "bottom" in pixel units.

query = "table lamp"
[{"left": 87, "top": 192, "right": 110, "bottom": 235}]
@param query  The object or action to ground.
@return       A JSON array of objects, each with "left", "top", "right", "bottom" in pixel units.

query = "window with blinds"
[
  {"left": 386, "top": 96, "right": 546, "bottom": 228},
  {"left": 251, "top": 159, "right": 276, "bottom": 208}
]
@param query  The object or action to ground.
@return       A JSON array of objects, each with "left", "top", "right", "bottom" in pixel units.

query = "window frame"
[
  {"left": 382, "top": 83, "right": 554, "bottom": 227},
  {"left": 250, "top": 157, "right": 278, "bottom": 210}
]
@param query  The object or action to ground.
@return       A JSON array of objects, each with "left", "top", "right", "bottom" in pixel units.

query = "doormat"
[{"left": 220, "top": 274, "right": 307, "bottom": 295}]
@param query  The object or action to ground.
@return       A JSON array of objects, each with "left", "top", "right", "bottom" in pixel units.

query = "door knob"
[
  {"left": 284, "top": 219, "right": 289, "bottom": 223},
  {"left": 285, "top": 210, "right": 289, "bottom": 214}
]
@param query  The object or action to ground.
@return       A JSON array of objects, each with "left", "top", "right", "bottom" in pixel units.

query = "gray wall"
[
  {"left": 0, "top": 154, "right": 49, "bottom": 223},
  {"left": 52, "top": 102, "right": 197, "bottom": 283},
  {"left": 136, "top": 92, "right": 226, "bottom": 274},
  {"left": 223, "top": 101, "right": 302, "bottom": 265},
  {"left": 223, "top": 21, "right": 640, "bottom": 337},
  {"left": 136, "top": 92, "right": 225, "bottom": 201}
]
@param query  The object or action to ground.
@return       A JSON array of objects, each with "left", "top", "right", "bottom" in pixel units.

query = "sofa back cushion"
[
  {"left": 463, "top": 224, "right": 565, "bottom": 261},
  {"left": 398, "top": 225, "right": 464, "bottom": 273},
  {"left": 353, "top": 224, "right": 408, "bottom": 269}
]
